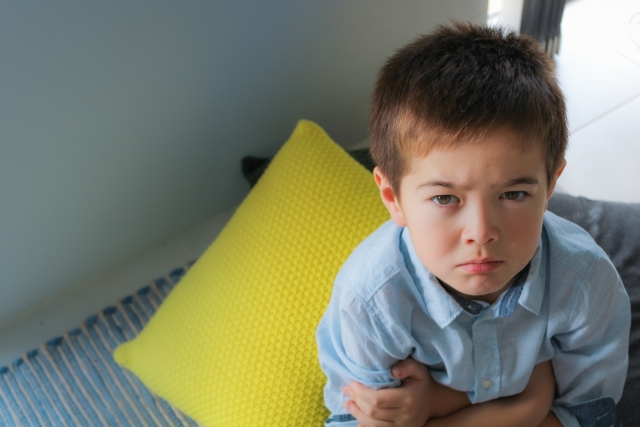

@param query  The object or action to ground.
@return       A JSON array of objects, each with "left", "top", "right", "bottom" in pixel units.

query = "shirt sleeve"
[
  {"left": 316, "top": 281, "right": 408, "bottom": 426},
  {"left": 550, "top": 256, "right": 631, "bottom": 427}
]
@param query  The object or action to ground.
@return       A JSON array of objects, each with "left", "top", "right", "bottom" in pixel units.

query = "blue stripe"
[
  {"left": 0, "top": 262, "right": 199, "bottom": 426},
  {"left": 48, "top": 340, "right": 103, "bottom": 425},
  {"left": 90, "top": 317, "right": 145, "bottom": 426},
  {"left": 74, "top": 328, "right": 133, "bottom": 425},
  {"left": 24, "top": 351, "right": 78, "bottom": 425},
  {"left": 61, "top": 333, "right": 112, "bottom": 425},
  {"left": 14, "top": 353, "right": 59, "bottom": 426},
  {"left": 0, "top": 369, "right": 30, "bottom": 426},
  {"left": 6, "top": 363, "right": 39, "bottom": 426},
  {"left": 0, "top": 387, "right": 17, "bottom": 427},
  {"left": 327, "top": 413, "right": 357, "bottom": 423}
]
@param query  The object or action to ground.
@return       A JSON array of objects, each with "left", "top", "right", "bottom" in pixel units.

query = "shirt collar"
[
  {"left": 399, "top": 227, "right": 548, "bottom": 328},
  {"left": 516, "top": 227, "right": 548, "bottom": 317},
  {"left": 399, "top": 229, "right": 464, "bottom": 329}
]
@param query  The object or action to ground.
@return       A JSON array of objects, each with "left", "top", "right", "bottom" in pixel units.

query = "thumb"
[{"left": 390, "top": 357, "right": 427, "bottom": 380}]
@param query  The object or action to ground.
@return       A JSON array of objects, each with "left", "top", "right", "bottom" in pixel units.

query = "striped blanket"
[{"left": 0, "top": 264, "right": 199, "bottom": 427}]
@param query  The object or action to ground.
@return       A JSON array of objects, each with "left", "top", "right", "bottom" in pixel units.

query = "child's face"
[{"left": 375, "top": 128, "right": 565, "bottom": 304}]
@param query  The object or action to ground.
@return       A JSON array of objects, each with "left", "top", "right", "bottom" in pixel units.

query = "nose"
[{"left": 461, "top": 200, "right": 499, "bottom": 245}]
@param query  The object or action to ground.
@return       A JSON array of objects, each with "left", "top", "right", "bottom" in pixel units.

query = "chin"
[{"left": 461, "top": 277, "right": 507, "bottom": 297}]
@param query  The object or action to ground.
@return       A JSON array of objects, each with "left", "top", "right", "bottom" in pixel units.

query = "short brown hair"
[{"left": 369, "top": 22, "right": 567, "bottom": 193}]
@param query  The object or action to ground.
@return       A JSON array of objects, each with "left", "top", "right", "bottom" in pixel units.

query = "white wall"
[{"left": 0, "top": 1, "right": 487, "bottom": 327}]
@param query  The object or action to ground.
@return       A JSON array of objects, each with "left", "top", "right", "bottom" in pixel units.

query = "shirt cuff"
[
  {"left": 552, "top": 405, "right": 581, "bottom": 427},
  {"left": 325, "top": 413, "right": 358, "bottom": 427},
  {"left": 552, "top": 397, "right": 616, "bottom": 427}
]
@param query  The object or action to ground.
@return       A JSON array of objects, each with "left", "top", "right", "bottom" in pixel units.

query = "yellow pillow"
[{"left": 114, "top": 120, "right": 389, "bottom": 426}]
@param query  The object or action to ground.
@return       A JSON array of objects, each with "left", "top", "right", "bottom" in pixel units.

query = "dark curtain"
[{"left": 520, "top": 0, "right": 567, "bottom": 55}]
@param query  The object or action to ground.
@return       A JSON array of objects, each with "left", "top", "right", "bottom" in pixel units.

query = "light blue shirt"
[{"left": 316, "top": 211, "right": 630, "bottom": 427}]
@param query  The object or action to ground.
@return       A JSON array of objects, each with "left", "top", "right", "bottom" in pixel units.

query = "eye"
[
  {"left": 501, "top": 191, "right": 528, "bottom": 200},
  {"left": 431, "top": 195, "right": 459, "bottom": 205}
]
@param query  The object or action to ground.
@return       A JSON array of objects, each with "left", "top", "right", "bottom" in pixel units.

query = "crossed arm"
[
  {"left": 322, "top": 257, "right": 629, "bottom": 427},
  {"left": 343, "top": 358, "right": 563, "bottom": 427}
]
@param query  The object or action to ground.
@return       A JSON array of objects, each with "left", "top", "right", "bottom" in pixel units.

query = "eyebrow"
[
  {"left": 417, "top": 177, "right": 539, "bottom": 191},
  {"left": 493, "top": 177, "right": 539, "bottom": 188},
  {"left": 417, "top": 181, "right": 463, "bottom": 190}
]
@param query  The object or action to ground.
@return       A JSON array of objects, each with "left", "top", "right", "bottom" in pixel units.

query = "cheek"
[
  {"left": 502, "top": 210, "right": 544, "bottom": 255},
  {"left": 409, "top": 218, "right": 459, "bottom": 265}
]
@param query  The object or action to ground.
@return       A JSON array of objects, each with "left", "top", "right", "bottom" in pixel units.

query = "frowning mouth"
[{"left": 459, "top": 260, "right": 503, "bottom": 273}]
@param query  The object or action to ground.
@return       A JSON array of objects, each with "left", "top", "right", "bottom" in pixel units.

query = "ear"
[
  {"left": 545, "top": 158, "right": 567, "bottom": 209},
  {"left": 374, "top": 166, "right": 407, "bottom": 227}
]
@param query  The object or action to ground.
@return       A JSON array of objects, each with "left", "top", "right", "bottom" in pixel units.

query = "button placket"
[{"left": 471, "top": 310, "right": 501, "bottom": 402}]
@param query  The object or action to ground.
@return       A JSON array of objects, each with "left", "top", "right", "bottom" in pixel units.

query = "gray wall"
[{"left": 0, "top": 1, "right": 487, "bottom": 327}]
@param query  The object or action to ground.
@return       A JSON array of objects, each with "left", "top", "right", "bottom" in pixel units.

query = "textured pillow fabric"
[
  {"left": 548, "top": 193, "right": 640, "bottom": 427},
  {"left": 113, "top": 120, "right": 390, "bottom": 426}
]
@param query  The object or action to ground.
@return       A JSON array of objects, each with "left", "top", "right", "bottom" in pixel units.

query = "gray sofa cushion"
[{"left": 548, "top": 193, "right": 640, "bottom": 427}]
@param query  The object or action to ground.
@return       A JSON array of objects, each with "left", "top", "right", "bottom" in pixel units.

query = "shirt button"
[{"left": 481, "top": 379, "right": 493, "bottom": 389}]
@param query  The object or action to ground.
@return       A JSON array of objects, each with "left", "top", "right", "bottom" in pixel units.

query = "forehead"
[{"left": 403, "top": 129, "right": 547, "bottom": 185}]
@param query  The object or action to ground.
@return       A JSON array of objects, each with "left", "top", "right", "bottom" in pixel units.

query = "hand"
[
  {"left": 424, "top": 361, "right": 557, "bottom": 427},
  {"left": 343, "top": 358, "right": 435, "bottom": 427}
]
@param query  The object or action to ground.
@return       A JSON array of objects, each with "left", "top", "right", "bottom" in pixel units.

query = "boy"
[{"left": 316, "top": 22, "right": 630, "bottom": 427}]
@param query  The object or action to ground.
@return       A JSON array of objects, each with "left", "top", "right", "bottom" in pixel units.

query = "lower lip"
[{"left": 460, "top": 261, "right": 503, "bottom": 273}]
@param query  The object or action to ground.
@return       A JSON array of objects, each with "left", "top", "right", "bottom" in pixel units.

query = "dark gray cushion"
[{"left": 548, "top": 193, "right": 640, "bottom": 427}]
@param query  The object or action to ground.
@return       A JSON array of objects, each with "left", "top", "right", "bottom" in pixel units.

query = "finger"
[
  {"left": 346, "top": 392, "right": 402, "bottom": 422},
  {"left": 344, "top": 399, "right": 395, "bottom": 427},
  {"left": 348, "top": 382, "right": 402, "bottom": 409},
  {"left": 390, "top": 357, "right": 428, "bottom": 380}
]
